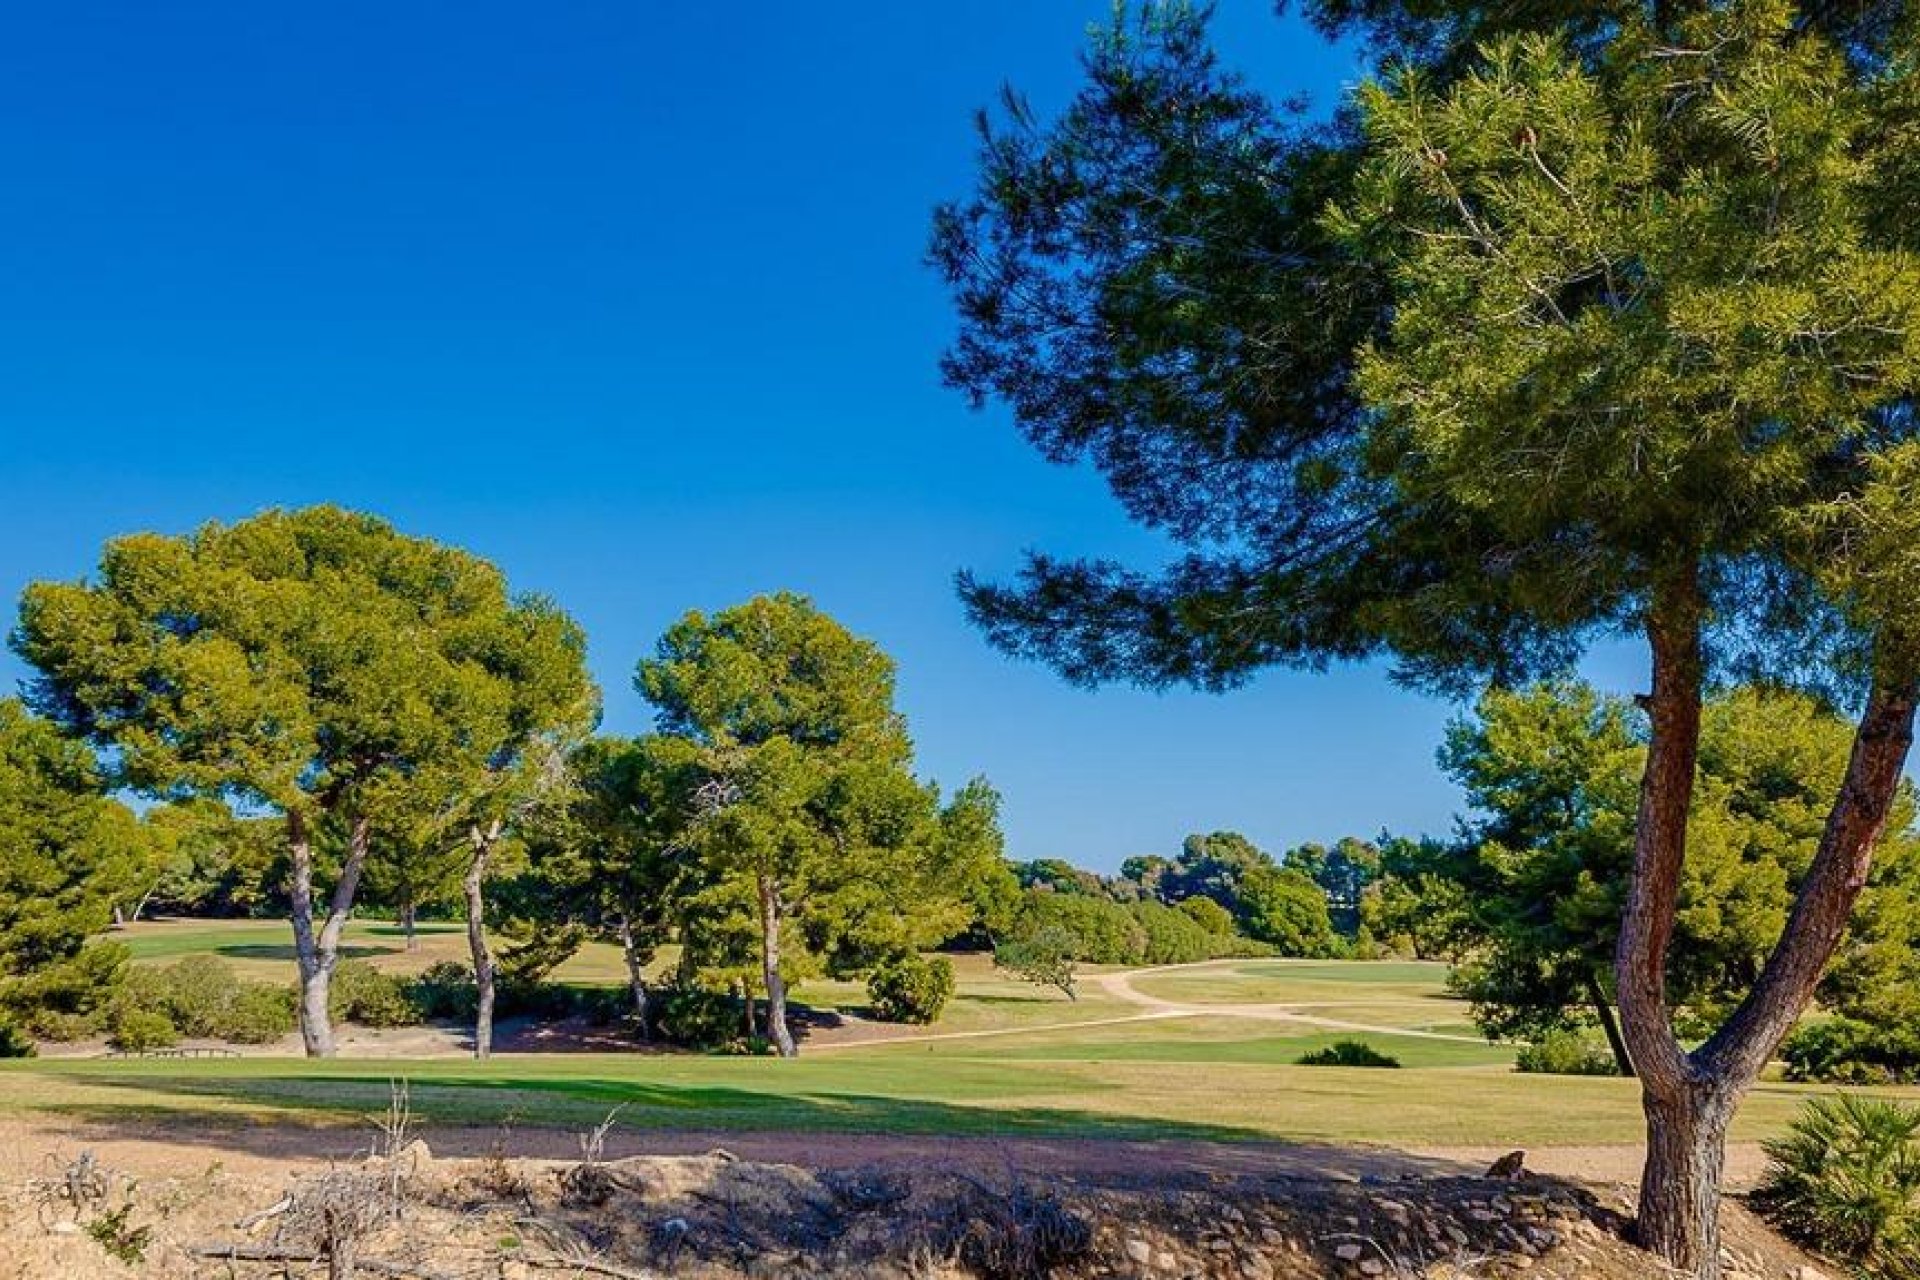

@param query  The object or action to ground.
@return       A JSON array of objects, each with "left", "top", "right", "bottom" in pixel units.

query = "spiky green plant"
[{"left": 1755, "top": 1094, "right": 1920, "bottom": 1277}]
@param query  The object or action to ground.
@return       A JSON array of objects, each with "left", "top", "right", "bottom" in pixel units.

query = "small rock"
[
  {"left": 1125, "top": 1239, "right": 1152, "bottom": 1266},
  {"left": 1334, "top": 1243, "right": 1365, "bottom": 1262},
  {"left": 1239, "top": 1255, "right": 1274, "bottom": 1280},
  {"left": 1359, "top": 1261, "right": 1385, "bottom": 1278}
]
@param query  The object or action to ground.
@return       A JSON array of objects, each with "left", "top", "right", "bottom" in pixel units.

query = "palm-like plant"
[{"left": 1755, "top": 1094, "right": 1920, "bottom": 1277}]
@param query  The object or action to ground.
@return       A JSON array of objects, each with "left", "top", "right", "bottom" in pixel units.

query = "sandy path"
[{"left": 1088, "top": 961, "right": 1493, "bottom": 1043}]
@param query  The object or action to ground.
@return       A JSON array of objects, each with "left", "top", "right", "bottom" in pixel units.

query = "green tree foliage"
[
  {"left": 1236, "top": 865, "right": 1337, "bottom": 957},
  {"left": 131, "top": 801, "right": 281, "bottom": 920},
  {"left": 1287, "top": 836, "right": 1381, "bottom": 936},
  {"left": 993, "top": 923, "right": 1080, "bottom": 1001},
  {"left": 639, "top": 593, "right": 999, "bottom": 1056},
  {"left": 0, "top": 699, "right": 148, "bottom": 1049},
  {"left": 865, "top": 953, "right": 956, "bottom": 1024},
  {"left": 1176, "top": 894, "right": 1235, "bottom": 938},
  {"left": 509, "top": 733, "right": 703, "bottom": 1038},
  {"left": 934, "top": 3, "right": 1920, "bottom": 1266},
  {"left": 1431, "top": 680, "right": 1920, "bottom": 1072},
  {"left": 14, "top": 505, "right": 593, "bottom": 1058}
]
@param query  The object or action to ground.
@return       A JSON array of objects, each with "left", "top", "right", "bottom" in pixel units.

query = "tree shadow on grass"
[
  {"left": 215, "top": 943, "right": 396, "bottom": 963},
  {"left": 26, "top": 1069, "right": 1488, "bottom": 1186}
]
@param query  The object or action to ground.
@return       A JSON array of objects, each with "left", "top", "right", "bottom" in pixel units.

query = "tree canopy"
[
  {"left": 934, "top": 2, "right": 1920, "bottom": 1270},
  {"left": 13, "top": 505, "right": 595, "bottom": 1057}
]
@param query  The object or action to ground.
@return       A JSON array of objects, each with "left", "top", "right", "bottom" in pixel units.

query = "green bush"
[
  {"left": 1129, "top": 900, "right": 1216, "bottom": 965},
  {"left": 219, "top": 984, "right": 297, "bottom": 1043},
  {"left": 1755, "top": 1094, "right": 1920, "bottom": 1278},
  {"left": 23, "top": 1009, "right": 95, "bottom": 1042},
  {"left": 1175, "top": 895, "right": 1236, "bottom": 937},
  {"left": 1296, "top": 1039, "right": 1400, "bottom": 1068},
  {"left": 866, "top": 953, "right": 955, "bottom": 1024},
  {"left": 108, "top": 1007, "right": 179, "bottom": 1053},
  {"left": 1782, "top": 1017, "right": 1920, "bottom": 1085},
  {"left": 328, "top": 960, "right": 420, "bottom": 1028},
  {"left": 153, "top": 955, "right": 241, "bottom": 1036},
  {"left": 408, "top": 960, "right": 479, "bottom": 1020},
  {"left": 652, "top": 980, "right": 742, "bottom": 1049},
  {"left": 1515, "top": 1030, "right": 1622, "bottom": 1077},
  {"left": 0, "top": 1016, "right": 34, "bottom": 1058}
]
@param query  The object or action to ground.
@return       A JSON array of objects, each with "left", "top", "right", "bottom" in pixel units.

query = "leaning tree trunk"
[
  {"left": 1584, "top": 972, "right": 1634, "bottom": 1079},
  {"left": 289, "top": 808, "right": 375, "bottom": 1059},
  {"left": 464, "top": 819, "right": 502, "bottom": 1061},
  {"left": 1618, "top": 571, "right": 1920, "bottom": 1278},
  {"left": 617, "top": 914, "right": 651, "bottom": 1041},
  {"left": 755, "top": 873, "right": 797, "bottom": 1057}
]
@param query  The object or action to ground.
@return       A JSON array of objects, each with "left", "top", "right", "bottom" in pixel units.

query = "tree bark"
[
  {"left": 1635, "top": 1083, "right": 1735, "bottom": 1274},
  {"left": 464, "top": 820, "right": 501, "bottom": 1061},
  {"left": 755, "top": 873, "right": 797, "bottom": 1057},
  {"left": 291, "top": 808, "right": 374, "bottom": 1059},
  {"left": 1700, "top": 671, "right": 1919, "bottom": 1083},
  {"left": 1618, "top": 566, "right": 1920, "bottom": 1277},
  {"left": 400, "top": 898, "right": 418, "bottom": 952},
  {"left": 1616, "top": 572, "right": 1718, "bottom": 1273},
  {"left": 1585, "top": 971, "right": 1634, "bottom": 1079},
  {"left": 617, "top": 914, "right": 650, "bottom": 1041}
]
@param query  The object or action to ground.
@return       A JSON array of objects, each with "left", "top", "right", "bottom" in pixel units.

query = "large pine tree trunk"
[
  {"left": 756, "top": 873, "right": 797, "bottom": 1057},
  {"left": 1635, "top": 1083, "right": 1734, "bottom": 1274},
  {"left": 464, "top": 820, "right": 501, "bottom": 1061},
  {"left": 291, "top": 809, "right": 374, "bottom": 1059},
  {"left": 1619, "top": 570, "right": 1920, "bottom": 1277}
]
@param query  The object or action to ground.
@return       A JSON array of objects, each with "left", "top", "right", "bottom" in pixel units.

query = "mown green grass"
[
  {"left": 118, "top": 917, "right": 642, "bottom": 987},
  {"left": 1127, "top": 961, "right": 1458, "bottom": 1009},
  {"left": 7, "top": 1046, "right": 1911, "bottom": 1148},
  {"left": 66, "top": 926, "right": 1920, "bottom": 1152}
]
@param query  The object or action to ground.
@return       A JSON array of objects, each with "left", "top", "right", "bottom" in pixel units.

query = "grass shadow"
[{"left": 215, "top": 943, "right": 396, "bottom": 963}]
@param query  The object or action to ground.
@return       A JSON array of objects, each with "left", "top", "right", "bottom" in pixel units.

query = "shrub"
[
  {"left": 328, "top": 960, "right": 420, "bottom": 1027},
  {"left": 153, "top": 955, "right": 242, "bottom": 1037},
  {"left": 1176, "top": 895, "right": 1236, "bottom": 937},
  {"left": 1296, "top": 1039, "right": 1400, "bottom": 1068},
  {"left": 995, "top": 925, "right": 1080, "bottom": 1000},
  {"left": 1129, "top": 900, "right": 1215, "bottom": 965},
  {"left": 1782, "top": 1017, "right": 1920, "bottom": 1085},
  {"left": 867, "top": 953, "right": 955, "bottom": 1024},
  {"left": 219, "top": 984, "right": 297, "bottom": 1043},
  {"left": 0, "top": 1017, "right": 34, "bottom": 1058},
  {"left": 1515, "top": 1030, "right": 1622, "bottom": 1077},
  {"left": 108, "top": 1007, "right": 179, "bottom": 1053},
  {"left": 409, "top": 961, "right": 479, "bottom": 1021},
  {"left": 1754, "top": 1094, "right": 1920, "bottom": 1278},
  {"left": 652, "top": 980, "right": 742, "bottom": 1049}
]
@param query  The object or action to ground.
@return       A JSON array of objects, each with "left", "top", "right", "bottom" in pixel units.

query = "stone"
[
  {"left": 1334, "top": 1243, "right": 1365, "bottom": 1262},
  {"left": 1125, "top": 1239, "right": 1152, "bottom": 1266}
]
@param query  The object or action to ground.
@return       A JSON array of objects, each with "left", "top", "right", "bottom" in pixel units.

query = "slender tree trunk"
[
  {"left": 1616, "top": 573, "right": 1720, "bottom": 1274},
  {"left": 400, "top": 896, "right": 418, "bottom": 952},
  {"left": 1585, "top": 972, "right": 1634, "bottom": 1079},
  {"left": 755, "top": 873, "right": 796, "bottom": 1057},
  {"left": 617, "top": 914, "right": 650, "bottom": 1041},
  {"left": 464, "top": 820, "right": 501, "bottom": 1061},
  {"left": 291, "top": 809, "right": 375, "bottom": 1059}
]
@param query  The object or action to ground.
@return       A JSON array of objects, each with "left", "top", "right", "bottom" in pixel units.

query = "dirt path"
[
  {"left": 817, "top": 958, "right": 1496, "bottom": 1050},
  {"left": 1089, "top": 960, "right": 1493, "bottom": 1043},
  {"left": 0, "top": 1113, "right": 1769, "bottom": 1195}
]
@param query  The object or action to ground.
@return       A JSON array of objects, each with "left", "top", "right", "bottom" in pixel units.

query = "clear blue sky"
[{"left": 0, "top": 2, "right": 1643, "bottom": 870}]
